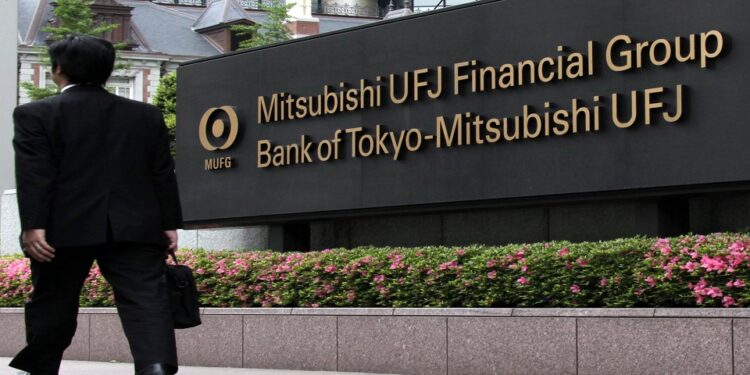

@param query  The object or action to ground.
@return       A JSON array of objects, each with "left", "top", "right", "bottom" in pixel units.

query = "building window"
[
  {"left": 43, "top": 72, "right": 55, "bottom": 88},
  {"left": 106, "top": 76, "right": 135, "bottom": 99}
]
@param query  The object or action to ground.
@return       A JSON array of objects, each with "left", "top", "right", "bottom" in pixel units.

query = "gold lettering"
[
  {"left": 644, "top": 87, "right": 665, "bottom": 125},
  {"left": 700, "top": 30, "right": 724, "bottom": 68},
  {"left": 612, "top": 91, "right": 638, "bottom": 129},
  {"left": 663, "top": 85, "right": 684, "bottom": 123},
  {"left": 257, "top": 140, "right": 271, "bottom": 168},
  {"left": 606, "top": 34, "right": 632, "bottom": 72},
  {"left": 257, "top": 95, "right": 278, "bottom": 125}
]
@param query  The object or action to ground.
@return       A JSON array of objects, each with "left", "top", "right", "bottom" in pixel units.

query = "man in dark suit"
[{"left": 9, "top": 35, "right": 182, "bottom": 375}]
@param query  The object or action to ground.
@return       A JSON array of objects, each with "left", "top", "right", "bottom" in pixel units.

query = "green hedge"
[{"left": 1, "top": 233, "right": 749, "bottom": 308}]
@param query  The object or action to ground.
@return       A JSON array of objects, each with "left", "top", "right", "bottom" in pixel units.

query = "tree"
[
  {"left": 153, "top": 72, "right": 177, "bottom": 156},
  {"left": 232, "top": 0, "right": 294, "bottom": 50},
  {"left": 21, "top": 0, "right": 119, "bottom": 101}
]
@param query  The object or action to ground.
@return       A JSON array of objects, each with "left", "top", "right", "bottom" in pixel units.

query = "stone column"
[
  {"left": 1, "top": 190, "right": 21, "bottom": 255},
  {"left": 0, "top": 0, "right": 18, "bottom": 252},
  {"left": 178, "top": 226, "right": 269, "bottom": 251}
]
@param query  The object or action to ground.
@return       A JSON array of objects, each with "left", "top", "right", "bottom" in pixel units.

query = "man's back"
[{"left": 14, "top": 85, "right": 181, "bottom": 248}]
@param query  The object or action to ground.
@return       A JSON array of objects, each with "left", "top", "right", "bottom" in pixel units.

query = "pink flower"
[
  {"left": 654, "top": 238, "right": 671, "bottom": 255},
  {"left": 517, "top": 277, "right": 528, "bottom": 285},
  {"left": 196, "top": 268, "right": 205, "bottom": 275},
  {"left": 456, "top": 249, "right": 466, "bottom": 256},
  {"left": 599, "top": 278, "right": 609, "bottom": 287},
  {"left": 729, "top": 241, "right": 745, "bottom": 253},
  {"left": 695, "top": 294, "right": 705, "bottom": 304},
  {"left": 233, "top": 259, "right": 249, "bottom": 270},
  {"left": 706, "top": 287, "right": 723, "bottom": 298},
  {"left": 322, "top": 249, "right": 333, "bottom": 254},
  {"left": 663, "top": 269, "right": 673, "bottom": 280},
  {"left": 521, "top": 265, "right": 528, "bottom": 273},
  {"left": 645, "top": 276, "right": 656, "bottom": 287},
  {"left": 570, "top": 284, "right": 581, "bottom": 294},
  {"left": 486, "top": 259, "right": 497, "bottom": 268},
  {"left": 439, "top": 261, "right": 459, "bottom": 270},
  {"left": 734, "top": 279, "right": 746, "bottom": 288},
  {"left": 682, "top": 262, "right": 697, "bottom": 272},
  {"left": 389, "top": 260, "right": 404, "bottom": 270},
  {"left": 558, "top": 247, "right": 570, "bottom": 257},
  {"left": 700, "top": 256, "right": 727, "bottom": 272},
  {"left": 576, "top": 258, "right": 588, "bottom": 267},
  {"left": 723, "top": 296, "right": 737, "bottom": 308},
  {"left": 487, "top": 271, "right": 497, "bottom": 280},
  {"left": 373, "top": 274, "right": 385, "bottom": 283}
]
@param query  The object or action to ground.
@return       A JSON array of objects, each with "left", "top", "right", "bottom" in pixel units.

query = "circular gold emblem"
[{"left": 198, "top": 106, "right": 239, "bottom": 151}]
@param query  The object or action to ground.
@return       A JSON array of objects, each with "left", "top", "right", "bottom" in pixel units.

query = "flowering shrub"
[
  {"left": 2, "top": 233, "right": 750, "bottom": 308},
  {"left": 0, "top": 258, "right": 32, "bottom": 306}
]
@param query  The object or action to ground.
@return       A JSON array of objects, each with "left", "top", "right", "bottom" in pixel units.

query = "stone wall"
[{"left": 0, "top": 307, "right": 747, "bottom": 374}]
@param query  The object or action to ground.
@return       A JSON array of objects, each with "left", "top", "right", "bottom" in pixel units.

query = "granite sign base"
[
  {"left": 0, "top": 307, "right": 748, "bottom": 374},
  {"left": 308, "top": 191, "right": 750, "bottom": 251}
]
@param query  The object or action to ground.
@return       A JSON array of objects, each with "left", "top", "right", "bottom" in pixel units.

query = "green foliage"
[
  {"left": 232, "top": 0, "right": 294, "bottom": 50},
  {"left": 153, "top": 72, "right": 177, "bottom": 156},
  {"left": 4, "top": 233, "right": 750, "bottom": 308},
  {"left": 20, "top": 82, "right": 59, "bottom": 102}
]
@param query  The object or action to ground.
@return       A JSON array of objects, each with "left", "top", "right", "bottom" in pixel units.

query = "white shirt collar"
[{"left": 60, "top": 84, "right": 78, "bottom": 93}]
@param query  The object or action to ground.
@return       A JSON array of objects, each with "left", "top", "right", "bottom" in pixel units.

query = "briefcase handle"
[{"left": 168, "top": 252, "right": 180, "bottom": 266}]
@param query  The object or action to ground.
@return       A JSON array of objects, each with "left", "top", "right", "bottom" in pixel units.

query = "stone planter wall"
[{"left": 1, "top": 307, "right": 749, "bottom": 374}]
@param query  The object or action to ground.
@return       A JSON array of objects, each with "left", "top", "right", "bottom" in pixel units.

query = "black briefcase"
[{"left": 166, "top": 253, "right": 202, "bottom": 329}]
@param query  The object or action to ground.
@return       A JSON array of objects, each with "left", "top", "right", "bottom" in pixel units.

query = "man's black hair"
[{"left": 48, "top": 35, "right": 116, "bottom": 86}]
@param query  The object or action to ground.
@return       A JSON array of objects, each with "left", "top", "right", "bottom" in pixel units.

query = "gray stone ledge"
[
  {"left": 654, "top": 308, "right": 750, "bottom": 318},
  {"left": 291, "top": 308, "right": 394, "bottom": 316},
  {"left": 202, "top": 307, "right": 292, "bottom": 315},
  {"left": 5, "top": 307, "right": 749, "bottom": 318},
  {"left": 395, "top": 308, "right": 513, "bottom": 316},
  {"left": 511, "top": 308, "right": 656, "bottom": 317},
  {"left": 79, "top": 307, "right": 118, "bottom": 314}
]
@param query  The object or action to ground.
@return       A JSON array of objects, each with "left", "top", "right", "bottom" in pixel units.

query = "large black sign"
[{"left": 177, "top": 0, "right": 750, "bottom": 225}]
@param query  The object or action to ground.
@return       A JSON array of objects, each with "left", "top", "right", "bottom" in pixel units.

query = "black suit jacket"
[{"left": 13, "top": 84, "right": 182, "bottom": 248}]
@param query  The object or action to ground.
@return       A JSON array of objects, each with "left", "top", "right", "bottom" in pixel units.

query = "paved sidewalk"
[{"left": 1, "top": 358, "right": 395, "bottom": 375}]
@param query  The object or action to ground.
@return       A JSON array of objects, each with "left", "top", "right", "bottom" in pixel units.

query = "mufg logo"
[{"left": 199, "top": 106, "right": 239, "bottom": 171}]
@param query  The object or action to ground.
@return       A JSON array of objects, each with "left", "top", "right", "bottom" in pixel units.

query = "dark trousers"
[{"left": 9, "top": 242, "right": 177, "bottom": 375}]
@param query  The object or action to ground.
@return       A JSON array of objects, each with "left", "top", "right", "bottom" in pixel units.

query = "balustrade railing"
[
  {"left": 151, "top": 0, "right": 384, "bottom": 17},
  {"left": 314, "top": 2, "right": 380, "bottom": 17}
]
